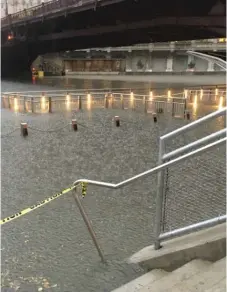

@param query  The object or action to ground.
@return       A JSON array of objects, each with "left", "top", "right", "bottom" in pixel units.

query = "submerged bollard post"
[
  {"left": 72, "top": 119, "right": 78, "bottom": 131},
  {"left": 114, "top": 116, "right": 120, "bottom": 127},
  {"left": 48, "top": 96, "right": 52, "bottom": 113},
  {"left": 72, "top": 189, "right": 105, "bottom": 263},
  {"left": 186, "top": 110, "right": 191, "bottom": 120},
  {"left": 153, "top": 113, "right": 157, "bottom": 123},
  {"left": 21, "top": 123, "right": 28, "bottom": 137}
]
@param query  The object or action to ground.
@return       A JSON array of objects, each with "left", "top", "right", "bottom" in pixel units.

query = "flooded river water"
[{"left": 1, "top": 75, "right": 226, "bottom": 292}]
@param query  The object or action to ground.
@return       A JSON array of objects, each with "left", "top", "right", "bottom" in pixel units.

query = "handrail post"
[
  {"left": 154, "top": 138, "right": 166, "bottom": 250},
  {"left": 72, "top": 189, "right": 105, "bottom": 263}
]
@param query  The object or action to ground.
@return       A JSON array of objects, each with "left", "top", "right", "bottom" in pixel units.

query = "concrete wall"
[
  {"left": 33, "top": 51, "right": 224, "bottom": 74},
  {"left": 125, "top": 52, "right": 223, "bottom": 73}
]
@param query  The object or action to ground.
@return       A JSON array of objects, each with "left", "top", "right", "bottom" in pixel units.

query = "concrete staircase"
[
  {"left": 112, "top": 257, "right": 226, "bottom": 292},
  {"left": 112, "top": 224, "right": 226, "bottom": 292}
]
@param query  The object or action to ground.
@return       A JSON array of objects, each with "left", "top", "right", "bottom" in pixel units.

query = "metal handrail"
[
  {"left": 73, "top": 137, "right": 226, "bottom": 188},
  {"left": 159, "top": 215, "right": 227, "bottom": 241},
  {"left": 161, "top": 107, "right": 227, "bottom": 141},
  {"left": 162, "top": 128, "right": 226, "bottom": 161},
  {"left": 187, "top": 51, "right": 227, "bottom": 71}
]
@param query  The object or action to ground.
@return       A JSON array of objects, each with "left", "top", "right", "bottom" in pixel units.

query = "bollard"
[
  {"left": 153, "top": 113, "right": 157, "bottom": 123},
  {"left": 72, "top": 119, "right": 78, "bottom": 131},
  {"left": 185, "top": 110, "right": 190, "bottom": 120},
  {"left": 21, "top": 123, "right": 28, "bottom": 137},
  {"left": 48, "top": 96, "right": 52, "bottom": 113},
  {"left": 114, "top": 116, "right": 120, "bottom": 127},
  {"left": 78, "top": 96, "right": 82, "bottom": 110}
]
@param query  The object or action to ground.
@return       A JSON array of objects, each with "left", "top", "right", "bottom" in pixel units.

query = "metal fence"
[
  {"left": 154, "top": 107, "right": 226, "bottom": 248},
  {"left": 1, "top": 91, "right": 188, "bottom": 118},
  {"left": 161, "top": 142, "right": 226, "bottom": 233}
]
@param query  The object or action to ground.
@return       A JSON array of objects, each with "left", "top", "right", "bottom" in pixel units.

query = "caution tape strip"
[
  {"left": 0, "top": 185, "right": 77, "bottom": 226},
  {"left": 81, "top": 182, "right": 87, "bottom": 198}
]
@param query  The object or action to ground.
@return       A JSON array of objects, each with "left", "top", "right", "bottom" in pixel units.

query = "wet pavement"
[{"left": 1, "top": 76, "right": 226, "bottom": 292}]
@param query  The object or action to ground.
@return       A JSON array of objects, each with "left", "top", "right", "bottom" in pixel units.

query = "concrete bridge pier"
[{"left": 1, "top": 44, "right": 36, "bottom": 78}]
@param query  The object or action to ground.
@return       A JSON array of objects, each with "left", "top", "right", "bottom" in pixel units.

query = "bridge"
[{"left": 1, "top": 0, "right": 226, "bottom": 77}]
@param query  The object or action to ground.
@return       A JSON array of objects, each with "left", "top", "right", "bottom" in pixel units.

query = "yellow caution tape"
[
  {"left": 81, "top": 182, "right": 87, "bottom": 198},
  {"left": 0, "top": 185, "right": 76, "bottom": 226}
]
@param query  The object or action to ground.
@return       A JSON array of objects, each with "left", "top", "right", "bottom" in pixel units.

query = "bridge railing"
[{"left": 1, "top": 0, "right": 95, "bottom": 27}]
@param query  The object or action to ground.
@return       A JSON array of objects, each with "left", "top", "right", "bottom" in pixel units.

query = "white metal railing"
[
  {"left": 74, "top": 40, "right": 226, "bottom": 52},
  {"left": 187, "top": 51, "right": 227, "bottom": 71}
]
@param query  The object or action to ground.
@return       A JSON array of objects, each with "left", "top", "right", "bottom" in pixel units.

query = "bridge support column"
[
  {"left": 166, "top": 54, "right": 173, "bottom": 72},
  {"left": 207, "top": 61, "right": 215, "bottom": 72}
]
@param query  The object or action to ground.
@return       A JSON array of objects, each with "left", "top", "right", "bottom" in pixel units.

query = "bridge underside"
[{"left": 1, "top": 0, "right": 226, "bottom": 77}]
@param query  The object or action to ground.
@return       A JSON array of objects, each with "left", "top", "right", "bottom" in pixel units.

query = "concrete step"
[
  {"left": 111, "top": 269, "right": 168, "bottom": 292},
  {"left": 204, "top": 277, "right": 226, "bottom": 292},
  {"left": 165, "top": 257, "right": 226, "bottom": 292},
  {"left": 137, "top": 259, "right": 212, "bottom": 292},
  {"left": 129, "top": 223, "right": 226, "bottom": 272}
]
